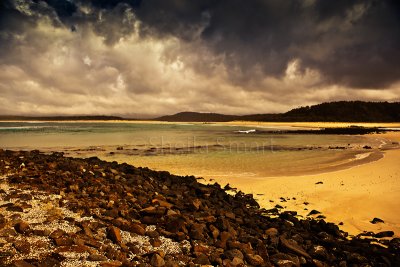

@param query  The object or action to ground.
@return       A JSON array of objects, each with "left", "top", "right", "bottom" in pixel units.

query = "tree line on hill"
[{"left": 1, "top": 101, "right": 399, "bottom": 122}]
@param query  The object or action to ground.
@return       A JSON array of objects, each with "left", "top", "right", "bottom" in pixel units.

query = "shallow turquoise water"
[{"left": 0, "top": 122, "right": 380, "bottom": 177}]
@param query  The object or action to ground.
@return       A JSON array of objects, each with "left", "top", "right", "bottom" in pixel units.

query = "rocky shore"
[{"left": 0, "top": 149, "right": 399, "bottom": 266}]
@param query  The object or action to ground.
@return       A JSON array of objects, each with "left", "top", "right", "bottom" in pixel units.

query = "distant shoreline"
[{"left": 2, "top": 101, "right": 400, "bottom": 123}]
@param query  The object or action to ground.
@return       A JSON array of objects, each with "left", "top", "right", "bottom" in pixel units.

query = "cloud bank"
[{"left": 1, "top": 0, "right": 400, "bottom": 116}]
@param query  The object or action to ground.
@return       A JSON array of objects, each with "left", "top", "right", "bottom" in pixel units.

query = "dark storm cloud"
[
  {"left": 2, "top": 0, "right": 400, "bottom": 88},
  {"left": 128, "top": 0, "right": 400, "bottom": 88},
  {"left": 1, "top": 0, "right": 400, "bottom": 116},
  {"left": 36, "top": 0, "right": 77, "bottom": 19}
]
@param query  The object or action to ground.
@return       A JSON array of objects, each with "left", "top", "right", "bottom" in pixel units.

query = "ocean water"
[{"left": 0, "top": 121, "right": 384, "bottom": 178}]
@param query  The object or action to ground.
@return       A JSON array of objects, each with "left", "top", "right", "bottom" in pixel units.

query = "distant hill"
[
  {"left": 155, "top": 101, "right": 400, "bottom": 122},
  {"left": 156, "top": 112, "right": 239, "bottom": 122},
  {"left": 2, "top": 101, "right": 400, "bottom": 122},
  {"left": 280, "top": 101, "right": 400, "bottom": 122},
  {"left": 0, "top": 115, "right": 129, "bottom": 121}
]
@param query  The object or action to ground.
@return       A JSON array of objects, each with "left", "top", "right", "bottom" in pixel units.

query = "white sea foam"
[
  {"left": 235, "top": 129, "right": 256, "bottom": 133},
  {"left": 355, "top": 152, "right": 372, "bottom": 160}
]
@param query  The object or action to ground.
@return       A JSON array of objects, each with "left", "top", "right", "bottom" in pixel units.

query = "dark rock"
[
  {"left": 165, "top": 218, "right": 185, "bottom": 233},
  {"left": 150, "top": 254, "right": 165, "bottom": 267},
  {"left": 189, "top": 223, "right": 204, "bottom": 240},
  {"left": 54, "top": 237, "right": 74, "bottom": 246},
  {"left": 245, "top": 254, "right": 265, "bottom": 266},
  {"left": 375, "top": 231, "right": 394, "bottom": 238},
  {"left": 39, "top": 254, "right": 64, "bottom": 267},
  {"left": 193, "top": 253, "right": 210, "bottom": 265},
  {"left": 13, "top": 240, "right": 31, "bottom": 254},
  {"left": 146, "top": 230, "right": 160, "bottom": 238},
  {"left": 230, "top": 256, "right": 244, "bottom": 266},
  {"left": 50, "top": 229, "right": 66, "bottom": 239},
  {"left": 370, "top": 217, "right": 384, "bottom": 224},
  {"left": 14, "top": 221, "right": 30, "bottom": 234},
  {"left": 0, "top": 227, "right": 17, "bottom": 237},
  {"left": 1, "top": 149, "right": 399, "bottom": 267},
  {"left": 107, "top": 226, "right": 122, "bottom": 244},
  {"left": 128, "top": 223, "right": 146, "bottom": 236},
  {"left": 0, "top": 215, "right": 6, "bottom": 229},
  {"left": 140, "top": 206, "right": 166, "bottom": 216},
  {"left": 280, "top": 236, "right": 311, "bottom": 259},
  {"left": 193, "top": 243, "right": 210, "bottom": 255},
  {"left": 308, "top": 210, "right": 321, "bottom": 216},
  {"left": 88, "top": 254, "right": 108, "bottom": 261},
  {"left": 191, "top": 199, "right": 202, "bottom": 210},
  {"left": 150, "top": 238, "right": 162, "bottom": 247},
  {"left": 224, "top": 249, "right": 244, "bottom": 260},
  {"left": 6, "top": 205, "right": 24, "bottom": 212},
  {"left": 265, "top": 228, "right": 279, "bottom": 246},
  {"left": 270, "top": 253, "right": 300, "bottom": 267},
  {"left": 11, "top": 260, "right": 35, "bottom": 267},
  {"left": 308, "top": 245, "right": 329, "bottom": 261}
]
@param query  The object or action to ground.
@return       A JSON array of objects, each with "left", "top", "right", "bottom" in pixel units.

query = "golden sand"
[{"left": 209, "top": 122, "right": 400, "bottom": 237}]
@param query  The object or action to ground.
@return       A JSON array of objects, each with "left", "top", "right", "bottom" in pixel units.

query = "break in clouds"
[{"left": 1, "top": 0, "right": 400, "bottom": 116}]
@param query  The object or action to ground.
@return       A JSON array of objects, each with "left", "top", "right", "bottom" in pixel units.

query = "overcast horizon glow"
[{"left": 1, "top": 0, "right": 400, "bottom": 117}]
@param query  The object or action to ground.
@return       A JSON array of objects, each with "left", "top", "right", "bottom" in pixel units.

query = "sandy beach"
[{"left": 208, "top": 122, "right": 400, "bottom": 237}]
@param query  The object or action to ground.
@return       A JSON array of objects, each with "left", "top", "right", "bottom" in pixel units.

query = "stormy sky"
[{"left": 1, "top": 0, "right": 400, "bottom": 117}]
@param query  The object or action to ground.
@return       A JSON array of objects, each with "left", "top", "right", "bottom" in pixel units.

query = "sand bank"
[{"left": 207, "top": 127, "right": 400, "bottom": 237}]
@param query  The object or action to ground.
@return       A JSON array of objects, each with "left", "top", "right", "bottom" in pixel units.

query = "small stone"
[
  {"left": 231, "top": 256, "right": 244, "bottom": 266},
  {"left": 370, "top": 217, "right": 384, "bottom": 224},
  {"left": 88, "top": 254, "right": 108, "bottom": 261},
  {"left": 50, "top": 229, "right": 66, "bottom": 239},
  {"left": 280, "top": 236, "right": 311, "bottom": 259},
  {"left": 309, "top": 245, "right": 329, "bottom": 260},
  {"left": 245, "top": 254, "right": 264, "bottom": 266},
  {"left": 0, "top": 227, "right": 17, "bottom": 237},
  {"left": 10, "top": 260, "right": 35, "bottom": 267},
  {"left": 107, "top": 226, "right": 122, "bottom": 244},
  {"left": 0, "top": 215, "right": 6, "bottom": 229},
  {"left": 193, "top": 243, "right": 210, "bottom": 255},
  {"left": 152, "top": 199, "right": 173, "bottom": 209},
  {"left": 14, "top": 221, "right": 30, "bottom": 234},
  {"left": 39, "top": 255, "right": 63, "bottom": 267},
  {"left": 375, "top": 231, "right": 394, "bottom": 238},
  {"left": 270, "top": 253, "right": 300, "bottom": 267},
  {"left": 6, "top": 205, "right": 24, "bottom": 212},
  {"left": 150, "top": 254, "right": 165, "bottom": 267},
  {"left": 189, "top": 223, "right": 204, "bottom": 240},
  {"left": 308, "top": 210, "right": 321, "bottom": 216},
  {"left": 192, "top": 199, "right": 202, "bottom": 210},
  {"left": 13, "top": 240, "right": 31, "bottom": 254},
  {"left": 141, "top": 206, "right": 166, "bottom": 216},
  {"left": 193, "top": 253, "right": 210, "bottom": 265},
  {"left": 209, "top": 225, "right": 220, "bottom": 240},
  {"left": 129, "top": 223, "right": 145, "bottom": 236},
  {"left": 224, "top": 249, "right": 244, "bottom": 260},
  {"left": 150, "top": 238, "right": 162, "bottom": 247},
  {"left": 54, "top": 237, "right": 74, "bottom": 246},
  {"left": 265, "top": 228, "right": 279, "bottom": 246},
  {"left": 146, "top": 230, "right": 160, "bottom": 238}
]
